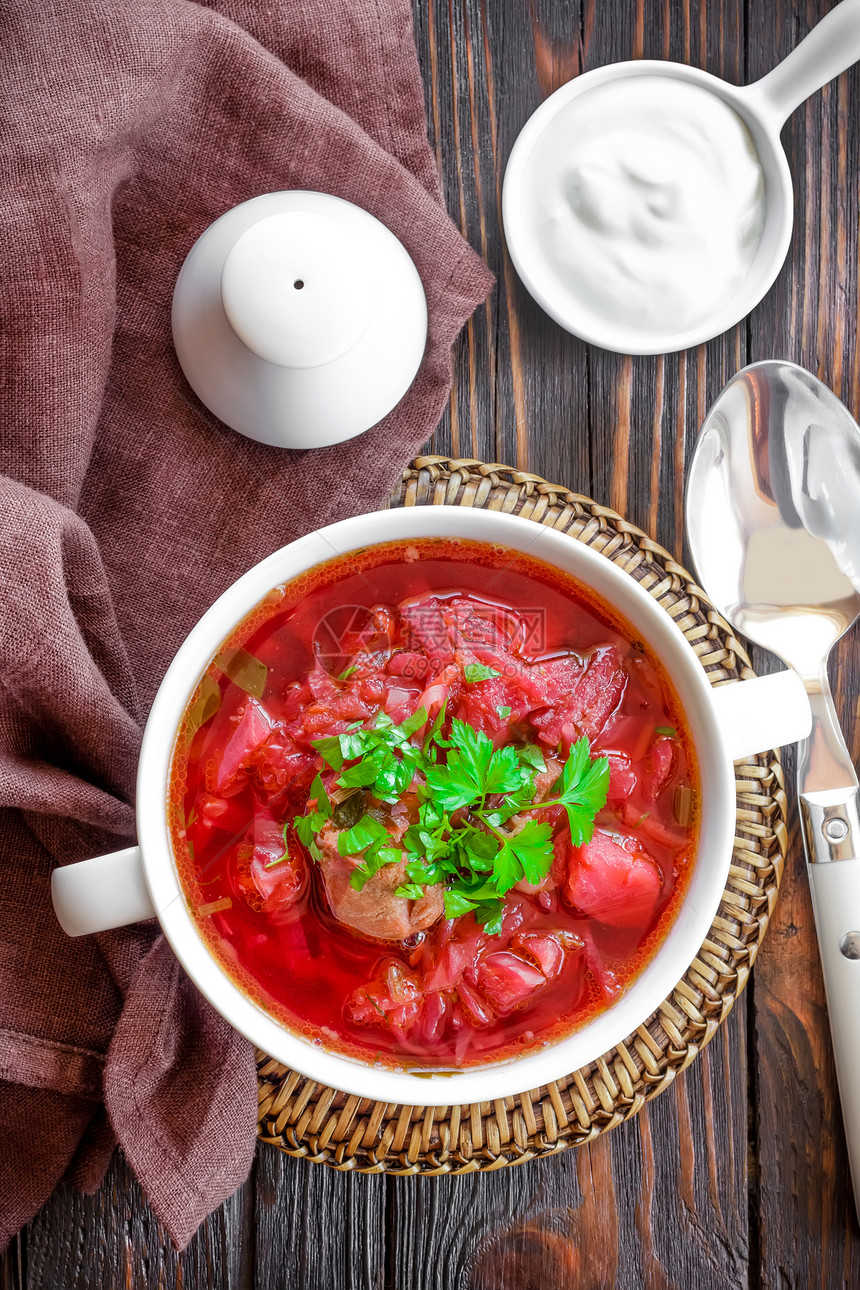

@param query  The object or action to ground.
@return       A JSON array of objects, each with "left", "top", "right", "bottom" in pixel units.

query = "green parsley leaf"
[
  {"left": 448, "top": 717, "right": 495, "bottom": 785},
  {"left": 312, "top": 734, "right": 345, "bottom": 771},
  {"left": 293, "top": 811, "right": 325, "bottom": 848},
  {"left": 423, "top": 699, "right": 449, "bottom": 754},
  {"left": 395, "top": 882, "right": 425, "bottom": 900},
  {"left": 401, "top": 705, "right": 429, "bottom": 737},
  {"left": 463, "top": 663, "right": 501, "bottom": 683},
  {"left": 337, "top": 664, "right": 357, "bottom": 681},
  {"left": 292, "top": 772, "right": 335, "bottom": 853},
  {"left": 444, "top": 890, "right": 478, "bottom": 918},
  {"left": 509, "top": 819, "right": 553, "bottom": 886},
  {"left": 538, "top": 736, "right": 610, "bottom": 847},
  {"left": 517, "top": 743, "right": 546, "bottom": 772},
  {"left": 338, "top": 755, "right": 386, "bottom": 788},
  {"left": 474, "top": 901, "right": 504, "bottom": 935},
  {"left": 464, "top": 831, "right": 499, "bottom": 864},
  {"left": 309, "top": 773, "right": 332, "bottom": 814},
  {"left": 483, "top": 744, "right": 531, "bottom": 797},
  {"left": 655, "top": 725, "right": 677, "bottom": 737},
  {"left": 490, "top": 837, "right": 521, "bottom": 893},
  {"left": 337, "top": 814, "right": 389, "bottom": 856}
]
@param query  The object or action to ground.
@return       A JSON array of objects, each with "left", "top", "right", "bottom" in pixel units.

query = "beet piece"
[
  {"left": 604, "top": 751, "right": 638, "bottom": 803},
  {"left": 641, "top": 735, "right": 676, "bottom": 804},
  {"left": 234, "top": 814, "right": 307, "bottom": 914},
  {"left": 477, "top": 951, "right": 546, "bottom": 1013},
  {"left": 213, "top": 699, "right": 275, "bottom": 791},
  {"left": 531, "top": 645, "right": 626, "bottom": 747},
  {"left": 564, "top": 830, "right": 661, "bottom": 929},
  {"left": 398, "top": 594, "right": 455, "bottom": 665},
  {"left": 511, "top": 931, "right": 567, "bottom": 980}
]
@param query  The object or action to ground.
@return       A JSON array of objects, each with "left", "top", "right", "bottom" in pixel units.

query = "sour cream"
[{"left": 518, "top": 76, "right": 766, "bottom": 345}]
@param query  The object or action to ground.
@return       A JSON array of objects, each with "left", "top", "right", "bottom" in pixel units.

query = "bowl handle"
[
  {"left": 710, "top": 669, "right": 812, "bottom": 762},
  {"left": 51, "top": 846, "right": 155, "bottom": 937},
  {"left": 747, "top": 0, "right": 860, "bottom": 125}
]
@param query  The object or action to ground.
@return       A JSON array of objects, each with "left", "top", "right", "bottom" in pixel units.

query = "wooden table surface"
[{"left": 4, "top": 1, "right": 860, "bottom": 1286}]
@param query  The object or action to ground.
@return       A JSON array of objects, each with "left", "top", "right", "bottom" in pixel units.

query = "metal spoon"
[{"left": 686, "top": 359, "right": 860, "bottom": 1214}]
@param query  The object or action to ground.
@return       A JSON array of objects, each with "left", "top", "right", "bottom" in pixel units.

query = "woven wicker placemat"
[{"left": 256, "top": 456, "right": 787, "bottom": 1175}]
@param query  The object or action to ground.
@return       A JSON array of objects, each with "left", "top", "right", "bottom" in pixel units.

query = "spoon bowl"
[
  {"left": 687, "top": 361, "right": 860, "bottom": 683},
  {"left": 686, "top": 358, "right": 860, "bottom": 1216}
]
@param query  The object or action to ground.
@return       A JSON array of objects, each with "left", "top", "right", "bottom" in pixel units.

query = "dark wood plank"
[
  {"left": 0, "top": 1236, "right": 24, "bottom": 1290},
  {"left": 745, "top": 5, "right": 860, "bottom": 1283},
  {"left": 415, "top": 0, "right": 592, "bottom": 484},
  {"left": 23, "top": 1151, "right": 253, "bottom": 1290},
  {"left": 253, "top": 1144, "right": 385, "bottom": 1290}
]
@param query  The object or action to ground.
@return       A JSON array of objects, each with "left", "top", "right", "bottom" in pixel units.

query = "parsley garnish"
[
  {"left": 293, "top": 709, "right": 609, "bottom": 929},
  {"left": 463, "top": 662, "right": 501, "bottom": 683}
]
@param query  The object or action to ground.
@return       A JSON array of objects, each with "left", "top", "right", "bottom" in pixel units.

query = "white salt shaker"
[{"left": 172, "top": 191, "right": 428, "bottom": 448}]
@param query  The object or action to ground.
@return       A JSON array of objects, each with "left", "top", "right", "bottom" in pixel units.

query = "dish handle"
[
  {"left": 51, "top": 845, "right": 154, "bottom": 937},
  {"left": 746, "top": 0, "right": 860, "bottom": 126},
  {"left": 710, "top": 669, "right": 812, "bottom": 761}
]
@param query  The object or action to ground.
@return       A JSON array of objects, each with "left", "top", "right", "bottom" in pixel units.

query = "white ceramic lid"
[{"left": 172, "top": 191, "right": 428, "bottom": 449}]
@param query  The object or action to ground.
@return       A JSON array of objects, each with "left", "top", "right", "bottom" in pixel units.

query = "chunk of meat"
[
  {"left": 564, "top": 830, "right": 661, "bottom": 929},
  {"left": 532, "top": 755, "right": 563, "bottom": 801},
  {"left": 531, "top": 646, "right": 627, "bottom": 748},
  {"left": 315, "top": 820, "right": 444, "bottom": 941}
]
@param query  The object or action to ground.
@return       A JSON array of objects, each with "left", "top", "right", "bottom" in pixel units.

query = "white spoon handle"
[
  {"left": 807, "top": 858, "right": 860, "bottom": 1219},
  {"left": 751, "top": 0, "right": 860, "bottom": 124}
]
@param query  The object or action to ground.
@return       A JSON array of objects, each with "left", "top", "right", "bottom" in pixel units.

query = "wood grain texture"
[{"left": 11, "top": 1, "right": 860, "bottom": 1287}]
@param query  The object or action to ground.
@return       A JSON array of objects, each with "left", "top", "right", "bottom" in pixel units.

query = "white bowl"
[
  {"left": 52, "top": 507, "right": 810, "bottom": 1105},
  {"left": 502, "top": 60, "right": 794, "bottom": 355}
]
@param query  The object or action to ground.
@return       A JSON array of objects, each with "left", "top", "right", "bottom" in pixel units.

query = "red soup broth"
[{"left": 169, "top": 538, "right": 700, "bottom": 1069}]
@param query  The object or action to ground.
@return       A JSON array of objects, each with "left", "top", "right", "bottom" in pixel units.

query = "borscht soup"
[{"left": 169, "top": 538, "right": 699, "bottom": 1069}]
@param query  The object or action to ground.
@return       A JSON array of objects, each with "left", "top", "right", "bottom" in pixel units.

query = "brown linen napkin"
[{"left": 0, "top": 0, "right": 493, "bottom": 1248}]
